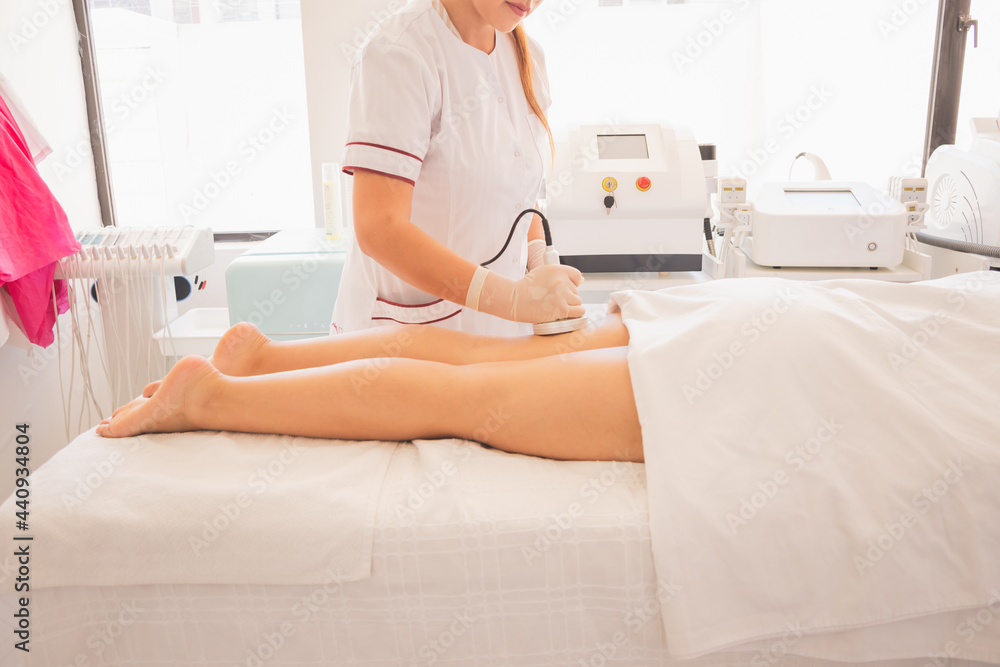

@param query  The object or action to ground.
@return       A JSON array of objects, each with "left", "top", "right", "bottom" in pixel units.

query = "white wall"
[
  {"left": 301, "top": 0, "right": 404, "bottom": 228},
  {"left": 0, "top": 0, "right": 105, "bottom": 503}
]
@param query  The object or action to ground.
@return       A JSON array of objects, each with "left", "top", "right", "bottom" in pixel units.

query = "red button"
[{"left": 637, "top": 177, "right": 652, "bottom": 191}]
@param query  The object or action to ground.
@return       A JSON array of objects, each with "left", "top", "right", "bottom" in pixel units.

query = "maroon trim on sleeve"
[
  {"left": 372, "top": 310, "right": 462, "bottom": 326},
  {"left": 376, "top": 297, "right": 445, "bottom": 308},
  {"left": 345, "top": 142, "right": 424, "bottom": 163},
  {"left": 343, "top": 166, "right": 416, "bottom": 187}
]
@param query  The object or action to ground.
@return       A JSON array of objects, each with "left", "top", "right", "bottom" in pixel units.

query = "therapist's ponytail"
[{"left": 511, "top": 26, "right": 554, "bottom": 158}]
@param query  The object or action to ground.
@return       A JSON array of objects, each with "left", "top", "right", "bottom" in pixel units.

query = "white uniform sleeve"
[{"left": 342, "top": 41, "right": 438, "bottom": 186}]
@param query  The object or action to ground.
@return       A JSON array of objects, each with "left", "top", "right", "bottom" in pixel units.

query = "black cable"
[
  {"left": 481, "top": 208, "right": 549, "bottom": 267},
  {"left": 703, "top": 217, "right": 716, "bottom": 257}
]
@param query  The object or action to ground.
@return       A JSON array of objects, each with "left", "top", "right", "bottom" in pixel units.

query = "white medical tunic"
[{"left": 332, "top": 0, "right": 552, "bottom": 336}]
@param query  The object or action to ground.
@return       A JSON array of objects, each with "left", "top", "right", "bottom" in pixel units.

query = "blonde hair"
[{"left": 510, "top": 25, "right": 554, "bottom": 157}]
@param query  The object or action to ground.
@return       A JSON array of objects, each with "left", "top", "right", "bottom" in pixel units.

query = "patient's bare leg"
[
  {"left": 98, "top": 348, "right": 643, "bottom": 463},
  {"left": 210, "top": 312, "right": 630, "bottom": 376}
]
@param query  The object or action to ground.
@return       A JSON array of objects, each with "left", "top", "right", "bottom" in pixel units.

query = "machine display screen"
[
  {"left": 598, "top": 134, "right": 649, "bottom": 160},
  {"left": 784, "top": 189, "right": 861, "bottom": 208}
]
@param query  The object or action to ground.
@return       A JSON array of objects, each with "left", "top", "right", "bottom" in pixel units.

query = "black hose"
[
  {"left": 482, "top": 208, "right": 549, "bottom": 267},
  {"left": 703, "top": 218, "right": 716, "bottom": 257}
]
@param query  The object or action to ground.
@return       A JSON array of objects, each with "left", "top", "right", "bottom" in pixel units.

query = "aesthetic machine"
[
  {"left": 923, "top": 117, "right": 1000, "bottom": 268},
  {"left": 545, "top": 124, "right": 709, "bottom": 273},
  {"left": 741, "top": 180, "right": 909, "bottom": 269}
]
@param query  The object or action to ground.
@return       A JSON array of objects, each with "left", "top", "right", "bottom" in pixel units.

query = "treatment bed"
[
  {"left": 2, "top": 433, "right": 999, "bottom": 667},
  {"left": 3, "top": 272, "right": 1000, "bottom": 666}
]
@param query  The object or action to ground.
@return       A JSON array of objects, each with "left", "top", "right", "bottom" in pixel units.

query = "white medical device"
[
  {"left": 924, "top": 118, "right": 1000, "bottom": 266},
  {"left": 55, "top": 226, "right": 216, "bottom": 415},
  {"left": 63, "top": 226, "right": 215, "bottom": 278},
  {"left": 546, "top": 124, "right": 707, "bottom": 273},
  {"left": 744, "top": 182, "right": 907, "bottom": 268}
]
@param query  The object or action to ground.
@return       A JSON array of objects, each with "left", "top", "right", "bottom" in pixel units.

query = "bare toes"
[{"left": 99, "top": 356, "right": 219, "bottom": 438}]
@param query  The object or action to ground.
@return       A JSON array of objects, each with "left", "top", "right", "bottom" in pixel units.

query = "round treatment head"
[{"left": 532, "top": 316, "right": 588, "bottom": 337}]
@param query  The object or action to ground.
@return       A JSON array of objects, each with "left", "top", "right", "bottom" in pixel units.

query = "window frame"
[{"left": 72, "top": 0, "right": 117, "bottom": 229}]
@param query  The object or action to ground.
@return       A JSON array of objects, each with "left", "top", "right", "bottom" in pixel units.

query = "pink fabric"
[{"left": 0, "top": 93, "right": 79, "bottom": 347}]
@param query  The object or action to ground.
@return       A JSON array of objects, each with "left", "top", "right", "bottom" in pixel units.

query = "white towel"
[
  {"left": 0, "top": 429, "right": 397, "bottom": 589},
  {"left": 611, "top": 272, "right": 1000, "bottom": 660}
]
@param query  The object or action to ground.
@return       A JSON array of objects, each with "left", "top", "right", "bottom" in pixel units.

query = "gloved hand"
[
  {"left": 526, "top": 239, "right": 547, "bottom": 272},
  {"left": 476, "top": 264, "right": 585, "bottom": 324}
]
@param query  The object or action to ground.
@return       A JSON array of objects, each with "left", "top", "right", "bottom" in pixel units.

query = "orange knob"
[{"left": 636, "top": 177, "right": 652, "bottom": 192}]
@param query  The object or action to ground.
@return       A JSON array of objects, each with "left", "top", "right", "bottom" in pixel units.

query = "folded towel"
[{"left": 0, "top": 429, "right": 398, "bottom": 588}]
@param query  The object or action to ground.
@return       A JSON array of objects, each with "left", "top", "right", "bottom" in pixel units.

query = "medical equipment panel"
[
  {"left": 746, "top": 182, "right": 907, "bottom": 268},
  {"left": 226, "top": 230, "right": 347, "bottom": 339},
  {"left": 546, "top": 124, "right": 707, "bottom": 273},
  {"left": 60, "top": 226, "right": 215, "bottom": 278}
]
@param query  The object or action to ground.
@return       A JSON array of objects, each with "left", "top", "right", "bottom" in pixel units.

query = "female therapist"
[{"left": 332, "top": 0, "right": 584, "bottom": 336}]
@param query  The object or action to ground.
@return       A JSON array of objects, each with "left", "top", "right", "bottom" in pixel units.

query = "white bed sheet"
[
  {"left": 2, "top": 439, "right": 999, "bottom": 666},
  {"left": 611, "top": 272, "right": 1000, "bottom": 661}
]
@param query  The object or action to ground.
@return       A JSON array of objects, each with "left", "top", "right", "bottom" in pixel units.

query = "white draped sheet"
[{"left": 611, "top": 272, "right": 1000, "bottom": 660}]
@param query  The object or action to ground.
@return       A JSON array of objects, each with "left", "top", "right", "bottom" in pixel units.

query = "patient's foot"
[
  {"left": 210, "top": 322, "right": 270, "bottom": 376},
  {"left": 97, "top": 356, "right": 221, "bottom": 438},
  {"left": 109, "top": 381, "right": 160, "bottom": 419}
]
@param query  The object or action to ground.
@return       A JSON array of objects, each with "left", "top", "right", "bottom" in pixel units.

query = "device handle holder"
[
  {"left": 715, "top": 177, "right": 753, "bottom": 271},
  {"left": 718, "top": 204, "right": 753, "bottom": 232},
  {"left": 889, "top": 176, "right": 931, "bottom": 251},
  {"left": 788, "top": 152, "right": 833, "bottom": 181}
]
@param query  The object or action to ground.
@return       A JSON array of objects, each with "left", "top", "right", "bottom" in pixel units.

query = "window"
[
  {"left": 83, "top": 0, "right": 998, "bottom": 231},
  {"left": 525, "top": 0, "right": 957, "bottom": 188},
  {"left": 86, "top": 0, "right": 313, "bottom": 232}
]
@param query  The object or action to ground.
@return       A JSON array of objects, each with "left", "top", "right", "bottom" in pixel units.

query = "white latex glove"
[
  {"left": 526, "top": 239, "right": 547, "bottom": 272},
  {"left": 477, "top": 265, "right": 585, "bottom": 324}
]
